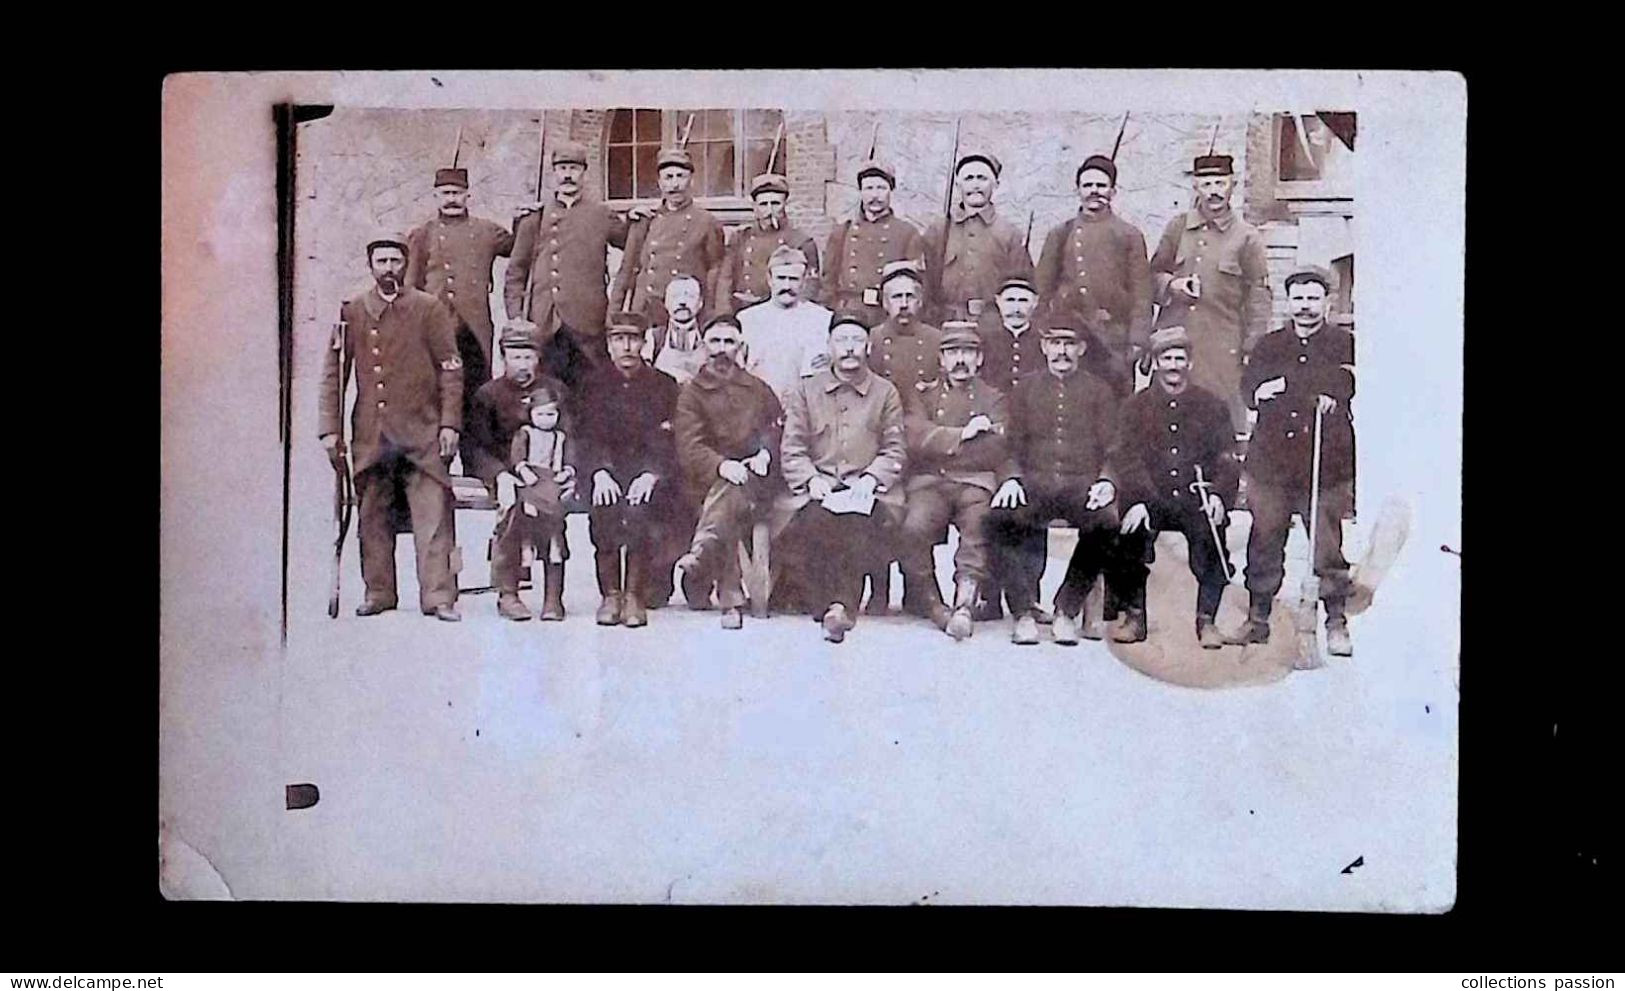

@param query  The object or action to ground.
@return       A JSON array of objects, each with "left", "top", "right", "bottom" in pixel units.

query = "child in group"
[{"left": 498, "top": 386, "right": 575, "bottom": 615}]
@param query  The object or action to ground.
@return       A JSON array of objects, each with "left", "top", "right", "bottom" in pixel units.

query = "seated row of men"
[{"left": 319, "top": 225, "right": 1354, "bottom": 654}]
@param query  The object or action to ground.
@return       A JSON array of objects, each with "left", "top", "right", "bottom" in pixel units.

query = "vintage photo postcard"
[{"left": 160, "top": 69, "right": 1463, "bottom": 907}]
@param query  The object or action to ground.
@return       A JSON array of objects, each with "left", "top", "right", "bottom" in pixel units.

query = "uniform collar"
[
  {"left": 859, "top": 205, "right": 893, "bottom": 224},
  {"left": 692, "top": 359, "right": 744, "bottom": 390},
  {"left": 555, "top": 190, "right": 581, "bottom": 208},
  {"left": 822, "top": 366, "right": 872, "bottom": 395},
  {"left": 435, "top": 211, "right": 470, "bottom": 224},
  {"left": 883, "top": 318, "right": 921, "bottom": 337},
  {"left": 364, "top": 287, "right": 396, "bottom": 320},
  {"left": 951, "top": 202, "right": 997, "bottom": 225},
  {"left": 1076, "top": 205, "right": 1115, "bottom": 223},
  {"left": 662, "top": 194, "right": 694, "bottom": 213},
  {"left": 1187, "top": 206, "right": 1235, "bottom": 232}
]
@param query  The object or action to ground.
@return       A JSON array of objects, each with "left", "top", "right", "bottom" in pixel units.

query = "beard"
[{"left": 376, "top": 274, "right": 400, "bottom": 293}]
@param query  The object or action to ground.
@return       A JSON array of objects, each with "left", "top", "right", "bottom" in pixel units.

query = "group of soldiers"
[{"left": 318, "top": 134, "right": 1357, "bottom": 654}]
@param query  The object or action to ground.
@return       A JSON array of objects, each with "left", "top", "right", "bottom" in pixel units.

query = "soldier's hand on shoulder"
[
  {"left": 438, "top": 428, "right": 459, "bottom": 459},
  {"left": 626, "top": 204, "right": 657, "bottom": 222},
  {"left": 1120, "top": 503, "right": 1150, "bottom": 534},
  {"left": 991, "top": 478, "right": 1027, "bottom": 509}
]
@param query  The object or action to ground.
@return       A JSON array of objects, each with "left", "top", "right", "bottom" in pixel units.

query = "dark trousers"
[
  {"left": 898, "top": 480, "right": 993, "bottom": 587},
  {"left": 986, "top": 484, "right": 1130, "bottom": 617},
  {"left": 491, "top": 503, "right": 568, "bottom": 594},
  {"left": 1243, "top": 476, "right": 1353, "bottom": 613},
  {"left": 354, "top": 449, "right": 458, "bottom": 610},
  {"left": 1119, "top": 499, "right": 1231, "bottom": 620},
  {"left": 688, "top": 477, "right": 778, "bottom": 609},
  {"left": 779, "top": 504, "right": 898, "bottom": 616},
  {"left": 455, "top": 321, "right": 492, "bottom": 474},
  {"left": 540, "top": 322, "right": 601, "bottom": 393},
  {"left": 588, "top": 486, "right": 667, "bottom": 597}
]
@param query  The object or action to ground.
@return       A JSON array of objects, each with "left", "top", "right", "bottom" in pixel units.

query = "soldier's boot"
[
  {"left": 865, "top": 567, "right": 894, "bottom": 617},
  {"left": 1052, "top": 609, "right": 1080, "bottom": 645},
  {"left": 720, "top": 607, "right": 744, "bottom": 630},
  {"left": 1196, "top": 614, "right": 1224, "bottom": 650},
  {"left": 539, "top": 563, "right": 566, "bottom": 621},
  {"left": 1224, "top": 594, "right": 1273, "bottom": 645},
  {"left": 973, "top": 595, "right": 1004, "bottom": 623},
  {"left": 907, "top": 572, "right": 951, "bottom": 630},
  {"left": 1111, "top": 608, "right": 1147, "bottom": 643},
  {"left": 1324, "top": 600, "right": 1353, "bottom": 657},
  {"left": 595, "top": 552, "right": 623, "bottom": 626},
  {"left": 621, "top": 549, "right": 649, "bottom": 628},
  {"left": 945, "top": 578, "right": 977, "bottom": 642},
  {"left": 356, "top": 598, "right": 397, "bottom": 617},
  {"left": 822, "top": 603, "right": 853, "bottom": 643},
  {"left": 1011, "top": 611, "right": 1041, "bottom": 645},
  {"left": 498, "top": 592, "right": 533, "bottom": 622}
]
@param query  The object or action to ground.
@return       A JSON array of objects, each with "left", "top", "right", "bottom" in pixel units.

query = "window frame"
[
  {"left": 602, "top": 108, "right": 786, "bottom": 221},
  {"left": 1271, "top": 112, "right": 1354, "bottom": 203}
]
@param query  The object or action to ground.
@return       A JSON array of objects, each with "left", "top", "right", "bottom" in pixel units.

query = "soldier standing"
[
  {"left": 610, "top": 147, "right": 727, "bottom": 324},
  {"left": 717, "top": 173, "right": 821, "bottom": 312},
  {"left": 405, "top": 166, "right": 520, "bottom": 472},
  {"left": 1113, "top": 326, "right": 1239, "bottom": 647},
  {"left": 821, "top": 159, "right": 925, "bottom": 327},
  {"left": 1149, "top": 152, "right": 1271, "bottom": 436},
  {"left": 464, "top": 322, "right": 574, "bottom": 622},
  {"left": 897, "top": 322, "right": 1008, "bottom": 641},
  {"left": 1035, "top": 154, "right": 1153, "bottom": 394},
  {"left": 504, "top": 140, "right": 631, "bottom": 384},
  {"left": 1226, "top": 268, "right": 1356, "bottom": 656},
  {"left": 320, "top": 231, "right": 465, "bottom": 622},
  {"left": 923, "top": 151, "right": 1034, "bottom": 324},
  {"left": 575, "top": 313, "right": 683, "bottom": 628}
]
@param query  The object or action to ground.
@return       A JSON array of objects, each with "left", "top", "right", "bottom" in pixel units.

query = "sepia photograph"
[{"left": 160, "top": 69, "right": 1463, "bottom": 907}]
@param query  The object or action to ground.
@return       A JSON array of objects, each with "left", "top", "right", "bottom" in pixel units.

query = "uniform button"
[
  {"left": 1171, "top": 447, "right": 1178, "bottom": 454},
  {"left": 1169, "top": 400, "right": 1177, "bottom": 408},
  {"left": 373, "top": 365, "right": 381, "bottom": 372},
  {"left": 376, "top": 382, "right": 384, "bottom": 389},
  {"left": 1172, "top": 488, "right": 1181, "bottom": 497},
  {"left": 1169, "top": 469, "right": 1178, "bottom": 476},
  {"left": 1195, "top": 256, "right": 1202, "bottom": 262},
  {"left": 1287, "top": 431, "right": 1297, "bottom": 438},
  {"left": 377, "top": 400, "right": 386, "bottom": 408},
  {"left": 1170, "top": 424, "right": 1178, "bottom": 432},
  {"left": 371, "top": 348, "right": 379, "bottom": 355},
  {"left": 1290, "top": 411, "right": 1298, "bottom": 418},
  {"left": 1298, "top": 355, "right": 1308, "bottom": 363}
]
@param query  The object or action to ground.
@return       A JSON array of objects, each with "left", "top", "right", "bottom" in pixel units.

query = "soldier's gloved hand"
[
  {"left": 1253, "top": 376, "right": 1288, "bottom": 404},
  {"left": 592, "top": 470, "right": 623, "bottom": 506},
  {"left": 806, "top": 474, "right": 837, "bottom": 502},
  {"left": 745, "top": 448, "right": 771, "bottom": 476},
  {"left": 1316, "top": 393, "right": 1337, "bottom": 415},
  {"left": 320, "top": 433, "right": 345, "bottom": 469},
  {"left": 626, "top": 473, "right": 659, "bottom": 506},
  {"left": 1205, "top": 494, "right": 1226, "bottom": 525},
  {"left": 438, "top": 428, "right": 459, "bottom": 459},
  {"left": 961, "top": 414, "right": 994, "bottom": 441},
  {"left": 990, "top": 479, "right": 1027, "bottom": 509},
  {"left": 719, "top": 460, "right": 751, "bottom": 485},
  {"left": 1086, "top": 479, "right": 1116, "bottom": 511},
  {"left": 1120, "top": 503, "right": 1150, "bottom": 534}
]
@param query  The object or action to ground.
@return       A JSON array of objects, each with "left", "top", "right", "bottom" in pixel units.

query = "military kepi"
[
  {"left": 1192, "top": 154, "right": 1234, "bottom": 176},
  {"left": 856, "top": 159, "right": 896, "bottom": 188},
  {"left": 551, "top": 141, "right": 589, "bottom": 167},
  {"left": 366, "top": 230, "right": 410, "bottom": 256},
  {"left": 607, "top": 311, "right": 651, "bottom": 337},
  {"left": 434, "top": 168, "right": 470, "bottom": 188},
  {"left": 879, "top": 258, "right": 923, "bottom": 288},
  {"left": 939, "top": 321, "right": 982, "bottom": 350},
  {"left": 657, "top": 147, "right": 694, "bottom": 171},
  {"left": 956, "top": 151, "right": 1003, "bottom": 177},
  {"left": 1284, "top": 264, "right": 1333, "bottom": 292},
  {"left": 998, "top": 275, "right": 1038, "bottom": 296},
  {"left": 501, "top": 320, "right": 540, "bottom": 351},
  {"left": 1076, "top": 154, "right": 1118, "bottom": 184},
  {"left": 1041, "top": 321, "right": 1080, "bottom": 341},
  {"left": 1148, "top": 325, "right": 1192, "bottom": 356},
  {"left": 750, "top": 172, "right": 790, "bottom": 198}
]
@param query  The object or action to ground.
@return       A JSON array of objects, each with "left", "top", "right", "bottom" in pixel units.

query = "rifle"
[
  {"left": 1207, "top": 121, "right": 1220, "bottom": 157},
  {"left": 679, "top": 112, "right": 697, "bottom": 149},
  {"left": 1024, "top": 209, "right": 1034, "bottom": 253},
  {"left": 452, "top": 125, "right": 463, "bottom": 170},
  {"left": 1291, "top": 403, "right": 1328, "bottom": 669},
  {"left": 867, "top": 120, "right": 880, "bottom": 161},
  {"left": 1110, "top": 112, "right": 1129, "bottom": 161},
  {"left": 933, "top": 118, "right": 962, "bottom": 316},
  {"left": 766, "top": 119, "right": 785, "bottom": 174},
  {"left": 522, "top": 117, "right": 547, "bottom": 323},
  {"left": 327, "top": 320, "right": 355, "bottom": 618}
]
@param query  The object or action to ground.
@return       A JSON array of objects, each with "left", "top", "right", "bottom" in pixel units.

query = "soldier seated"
[{"left": 898, "top": 322, "right": 1008, "bottom": 640}]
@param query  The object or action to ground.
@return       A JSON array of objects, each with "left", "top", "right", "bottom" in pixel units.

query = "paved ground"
[{"left": 153, "top": 500, "right": 1457, "bottom": 908}]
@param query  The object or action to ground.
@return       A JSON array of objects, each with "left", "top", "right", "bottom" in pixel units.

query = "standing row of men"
[{"left": 318, "top": 138, "right": 1353, "bottom": 655}]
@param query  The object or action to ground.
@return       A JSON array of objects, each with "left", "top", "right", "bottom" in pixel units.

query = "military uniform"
[
  {"left": 976, "top": 299, "right": 1046, "bottom": 396},
  {"left": 674, "top": 355, "right": 786, "bottom": 611},
  {"left": 1239, "top": 308, "right": 1356, "bottom": 619},
  {"left": 610, "top": 149, "right": 726, "bottom": 322},
  {"left": 717, "top": 173, "right": 820, "bottom": 310},
  {"left": 1035, "top": 167, "right": 1153, "bottom": 392},
  {"left": 988, "top": 327, "right": 1129, "bottom": 621},
  {"left": 465, "top": 342, "right": 574, "bottom": 612},
  {"left": 319, "top": 248, "right": 464, "bottom": 614},
  {"left": 404, "top": 170, "right": 516, "bottom": 470},
  {"left": 1149, "top": 155, "right": 1271, "bottom": 433},
  {"left": 503, "top": 145, "right": 630, "bottom": 378},
  {"left": 898, "top": 324, "right": 1009, "bottom": 630},
  {"left": 822, "top": 160, "right": 926, "bottom": 326},
  {"left": 1114, "top": 328, "right": 1240, "bottom": 632},
  {"left": 575, "top": 315, "right": 683, "bottom": 623},
  {"left": 868, "top": 316, "right": 943, "bottom": 392},
  {"left": 923, "top": 203, "right": 1034, "bottom": 323}
]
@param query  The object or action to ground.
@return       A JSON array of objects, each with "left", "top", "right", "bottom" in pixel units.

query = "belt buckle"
[
  {"left": 967, "top": 298, "right": 985, "bottom": 317},
  {"left": 862, "top": 287, "right": 880, "bottom": 307}
]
